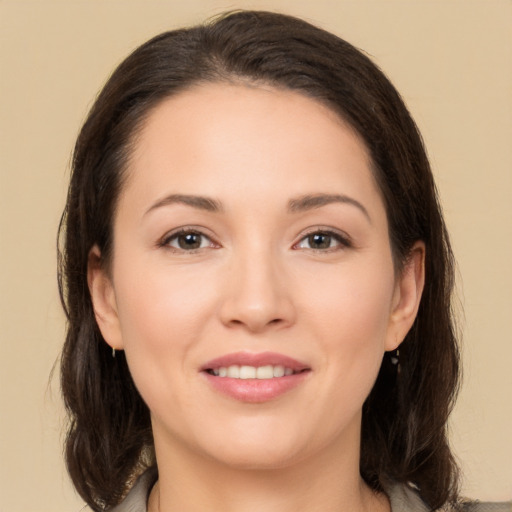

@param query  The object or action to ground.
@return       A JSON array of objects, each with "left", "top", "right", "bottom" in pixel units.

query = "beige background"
[{"left": 1, "top": 1, "right": 511, "bottom": 510}]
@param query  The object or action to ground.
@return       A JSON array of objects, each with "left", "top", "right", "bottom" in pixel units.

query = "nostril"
[{"left": 219, "top": 288, "right": 296, "bottom": 332}]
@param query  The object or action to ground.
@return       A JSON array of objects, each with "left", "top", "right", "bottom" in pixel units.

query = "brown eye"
[
  {"left": 165, "top": 230, "right": 212, "bottom": 251},
  {"left": 307, "top": 233, "right": 332, "bottom": 249},
  {"left": 177, "top": 233, "right": 202, "bottom": 249},
  {"left": 295, "top": 230, "right": 351, "bottom": 251}
]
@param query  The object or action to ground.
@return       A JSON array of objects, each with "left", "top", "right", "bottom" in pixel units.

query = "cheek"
[
  {"left": 111, "top": 258, "right": 221, "bottom": 408},
  {"left": 303, "top": 259, "right": 395, "bottom": 346},
  {"left": 111, "top": 264, "right": 220, "bottom": 432},
  {"left": 302, "top": 257, "right": 396, "bottom": 399},
  {"left": 114, "top": 259, "right": 216, "bottom": 348}
]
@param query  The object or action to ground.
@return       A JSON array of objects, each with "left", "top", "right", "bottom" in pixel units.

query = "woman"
[{"left": 58, "top": 10, "right": 508, "bottom": 512}]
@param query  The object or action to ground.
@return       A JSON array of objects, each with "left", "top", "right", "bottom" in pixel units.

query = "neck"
[{"left": 149, "top": 425, "right": 389, "bottom": 512}]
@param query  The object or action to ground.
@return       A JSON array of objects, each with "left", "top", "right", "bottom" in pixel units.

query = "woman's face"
[{"left": 90, "top": 83, "right": 423, "bottom": 471}]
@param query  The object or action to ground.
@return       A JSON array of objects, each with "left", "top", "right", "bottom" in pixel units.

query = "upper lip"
[{"left": 200, "top": 351, "right": 310, "bottom": 372}]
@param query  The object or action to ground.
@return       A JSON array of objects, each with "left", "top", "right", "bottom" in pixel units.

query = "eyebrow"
[
  {"left": 144, "top": 192, "right": 370, "bottom": 222},
  {"left": 287, "top": 193, "right": 371, "bottom": 223},
  {"left": 144, "top": 194, "right": 223, "bottom": 216}
]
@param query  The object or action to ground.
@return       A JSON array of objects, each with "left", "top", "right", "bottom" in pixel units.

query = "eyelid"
[
  {"left": 157, "top": 225, "right": 352, "bottom": 252},
  {"left": 158, "top": 226, "right": 220, "bottom": 251},
  {"left": 292, "top": 227, "right": 353, "bottom": 251}
]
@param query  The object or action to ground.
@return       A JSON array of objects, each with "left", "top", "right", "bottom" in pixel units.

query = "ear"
[
  {"left": 87, "top": 245, "right": 124, "bottom": 351},
  {"left": 385, "top": 241, "right": 425, "bottom": 351}
]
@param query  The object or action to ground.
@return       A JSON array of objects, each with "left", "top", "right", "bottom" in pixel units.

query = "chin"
[
  {"left": 207, "top": 442, "right": 305, "bottom": 471},
  {"left": 193, "top": 420, "right": 317, "bottom": 471}
]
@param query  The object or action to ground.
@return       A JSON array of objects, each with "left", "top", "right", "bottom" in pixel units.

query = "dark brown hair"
[{"left": 59, "top": 10, "right": 460, "bottom": 511}]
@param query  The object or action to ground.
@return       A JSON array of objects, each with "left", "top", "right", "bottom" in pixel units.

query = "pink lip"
[
  {"left": 200, "top": 351, "right": 309, "bottom": 372},
  {"left": 200, "top": 351, "right": 311, "bottom": 403}
]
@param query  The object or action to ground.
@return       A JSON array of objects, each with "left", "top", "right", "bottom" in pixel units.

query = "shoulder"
[
  {"left": 462, "top": 502, "right": 512, "bottom": 512},
  {"left": 94, "top": 467, "right": 158, "bottom": 512},
  {"left": 110, "top": 467, "right": 157, "bottom": 512},
  {"left": 387, "top": 483, "right": 431, "bottom": 512},
  {"left": 386, "top": 483, "right": 511, "bottom": 512},
  {"left": 76, "top": 475, "right": 511, "bottom": 512}
]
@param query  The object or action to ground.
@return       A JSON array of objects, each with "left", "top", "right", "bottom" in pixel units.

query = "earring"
[
  {"left": 112, "top": 347, "right": 116, "bottom": 358},
  {"left": 390, "top": 349, "right": 401, "bottom": 375}
]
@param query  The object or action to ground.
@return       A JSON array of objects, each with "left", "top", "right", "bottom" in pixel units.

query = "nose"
[{"left": 218, "top": 247, "right": 296, "bottom": 333}]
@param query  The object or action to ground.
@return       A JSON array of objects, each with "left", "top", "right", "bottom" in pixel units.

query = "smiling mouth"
[
  {"left": 201, "top": 353, "right": 311, "bottom": 402},
  {"left": 205, "top": 365, "right": 308, "bottom": 379}
]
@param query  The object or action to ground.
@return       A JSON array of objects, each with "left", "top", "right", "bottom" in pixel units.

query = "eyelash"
[
  {"left": 159, "top": 228, "right": 218, "bottom": 253},
  {"left": 159, "top": 227, "right": 352, "bottom": 253},
  {"left": 293, "top": 228, "right": 352, "bottom": 252}
]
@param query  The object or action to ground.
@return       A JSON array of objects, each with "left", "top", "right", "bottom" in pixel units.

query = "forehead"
[
  {"left": 131, "top": 81, "right": 369, "bottom": 159},
  {"left": 121, "top": 82, "right": 384, "bottom": 219}
]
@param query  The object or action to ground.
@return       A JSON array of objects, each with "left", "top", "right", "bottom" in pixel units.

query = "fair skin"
[{"left": 88, "top": 83, "right": 425, "bottom": 512}]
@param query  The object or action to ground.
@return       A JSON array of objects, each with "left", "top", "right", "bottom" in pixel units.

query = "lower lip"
[{"left": 202, "top": 371, "right": 310, "bottom": 403}]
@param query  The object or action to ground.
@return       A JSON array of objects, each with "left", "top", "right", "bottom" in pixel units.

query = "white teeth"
[
  {"left": 240, "top": 365, "right": 256, "bottom": 379},
  {"left": 273, "top": 365, "right": 285, "bottom": 377},
  {"left": 227, "top": 365, "right": 240, "bottom": 378},
  {"left": 211, "top": 365, "right": 296, "bottom": 379},
  {"left": 256, "top": 365, "right": 273, "bottom": 379}
]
